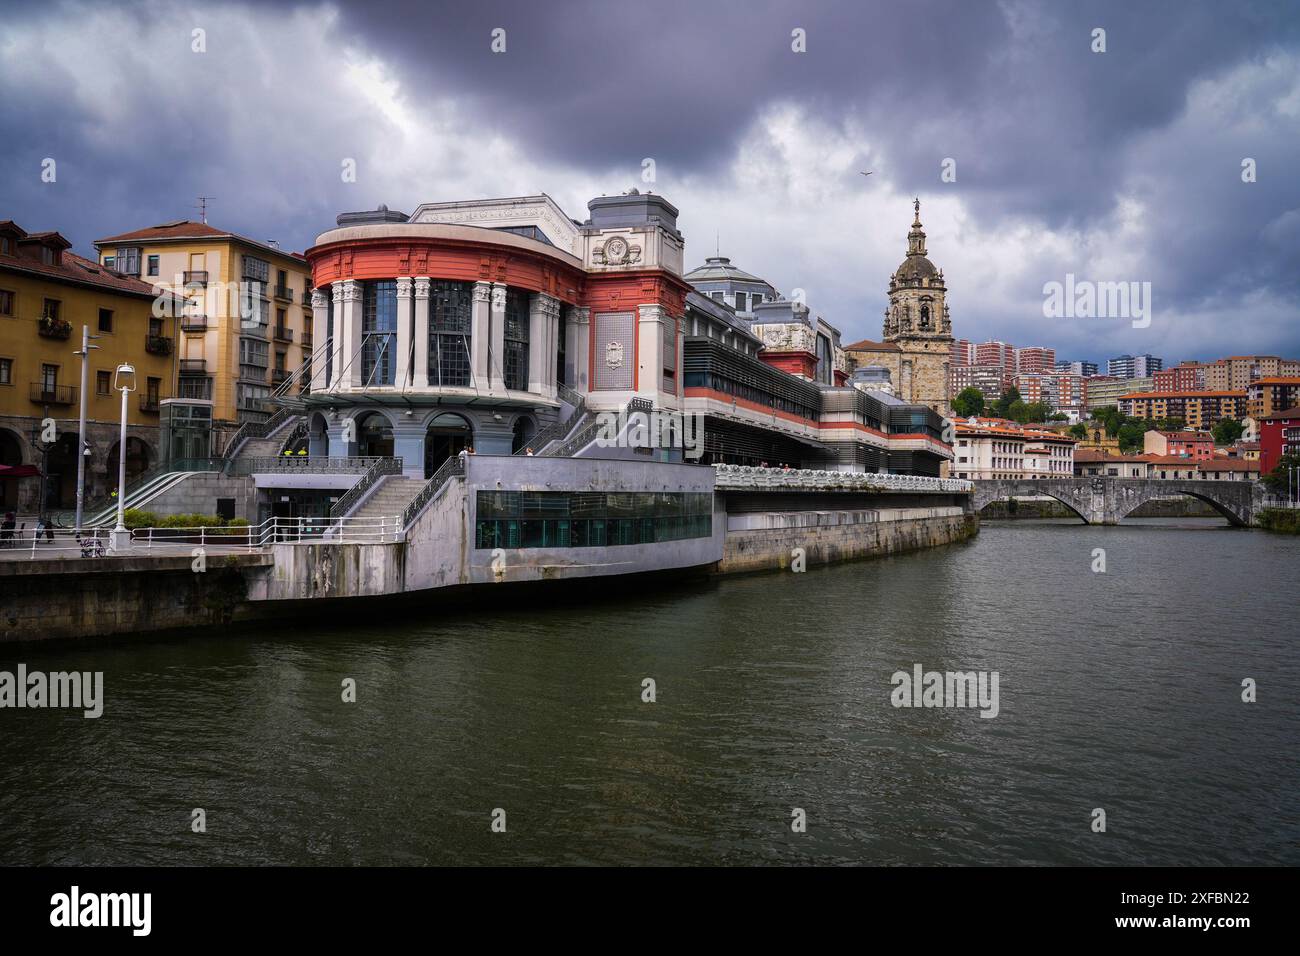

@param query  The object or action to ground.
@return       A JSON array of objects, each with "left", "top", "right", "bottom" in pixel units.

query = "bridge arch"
[
  {"left": 1113, "top": 487, "right": 1247, "bottom": 527},
  {"left": 972, "top": 481, "right": 1091, "bottom": 524}
]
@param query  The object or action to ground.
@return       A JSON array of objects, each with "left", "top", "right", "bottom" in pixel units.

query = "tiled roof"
[
  {"left": 844, "top": 338, "right": 900, "bottom": 352},
  {"left": 0, "top": 242, "right": 175, "bottom": 300},
  {"left": 1260, "top": 406, "right": 1300, "bottom": 421},
  {"left": 95, "top": 220, "right": 307, "bottom": 261}
]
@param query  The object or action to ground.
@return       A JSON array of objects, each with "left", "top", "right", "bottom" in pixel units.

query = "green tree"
[
  {"left": 951, "top": 387, "right": 985, "bottom": 418},
  {"left": 1069, "top": 423, "right": 1088, "bottom": 439},
  {"left": 1117, "top": 422, "right": 1147, "bottom": 453},
  {"left": 1212, "top": 418, "right": 1245, "bottom": 446},
  {"left": 1262, "top": 452, "right": 1300, "bottom": 495},
  {"left": 1021, "top": 401, "right": 1053, "bottom": 424},
  {"left": 1007, "top": 399, "right": 1029, "bottom": 423},
  {"left": 992, "top": 387, "right": 1021, "bottom": 419}
]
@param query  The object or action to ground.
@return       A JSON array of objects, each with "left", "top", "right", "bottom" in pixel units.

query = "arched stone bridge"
[{"left": 971, "top": 478, "right": 1262, "bottom": 526}]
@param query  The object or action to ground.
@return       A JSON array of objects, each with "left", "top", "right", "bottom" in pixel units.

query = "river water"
[{"left": 2, "top": 518, "right": 1297, "bottom": 865}]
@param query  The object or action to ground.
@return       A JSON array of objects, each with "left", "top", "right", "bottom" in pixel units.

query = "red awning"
[{"left": 0, "top": 464, "right": 42, "bottom": 479}]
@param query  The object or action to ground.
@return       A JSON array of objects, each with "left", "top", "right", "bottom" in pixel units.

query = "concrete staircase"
[{"left": 348, "top": 476, "right": 426, "bottom": 523}]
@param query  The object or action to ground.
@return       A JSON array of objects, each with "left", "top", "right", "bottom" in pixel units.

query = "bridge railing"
[{"left": 712, "top": 464, "right": 972, "bottom": 494}]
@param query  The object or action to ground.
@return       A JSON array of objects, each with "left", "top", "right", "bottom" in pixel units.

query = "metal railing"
[
  {"left": 401, "top": 453, "right": 465, "bottom": 528},
  {"left": 329, "top": 457, "right": 404, "bottom": 520},
  {"left": 223, "top": 406, "right": 296, "bottom": 458},
  {"left": 179, "top": 358, "right": 207, "bottom": 373},
  {"left": 517, "top": 382, "right": 588, "bottom": 455},
  {"left": 0, "top": 516, "right": 406, "bottom": 559},
  {"left": 225, "top": 455, "right": 386, "bottom": 476},
  {"left": 29, "top": 382, "right": 77, "bottom": 404},
  {"left": 181, "top": 317, "right": 209, "bottom": 333},
  {"left": 712, "top": 463, "right": 973, "bottom": 494},
  {"left": 544, "top": 397, "right": 651, "bottom": 458}
]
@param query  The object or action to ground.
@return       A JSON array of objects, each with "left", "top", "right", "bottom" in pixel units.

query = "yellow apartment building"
[
  {"left": 0, "top": 220, "right": 178, "bottom": 514},
  {"left": 93, "top": 220, "right": 316, "bottom": 452}
]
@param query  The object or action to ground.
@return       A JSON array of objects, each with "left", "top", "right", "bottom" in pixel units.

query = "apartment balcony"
[
  {"left": 139, "top": 395, "right": 162, "bottom": 413},
  {"left": 273, "top": 285, "right": 294, "bottom": 303},
  {"left": 181, "top": 316, "right": 209, "bottom": 333},
  {"left": 273, "top": 325, "right": 293, "bottom": 343},
  {"left": 177, "top": 378, "right": 213, "bottom": 401},
  {"left": 302, "top": 299, "right": 313, "bottom": 314},
  {"left": 145, "top": 334, "right": 174, "bottom": 356},
  {"left": 183, "top": 270, "right": 208, "bottom": 286},
  {"left": 30, "top": 382, "right": 77, "bottom": 405},
  {"left": 271, "top": 369, "right": 289, "bottom": 386},
  {"left": 37, "top": 315, "right": 72, "bottom": 339},
  {"left": 301, "top": 330, "right": 314, "bottom": 347},
  {"left": 179, "top": 358, "right": 207, "bottom": 374}
]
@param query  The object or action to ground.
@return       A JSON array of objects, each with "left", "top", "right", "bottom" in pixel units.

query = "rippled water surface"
[{"left": 2, "top": 518, "right": 1297, "bottom": 865}]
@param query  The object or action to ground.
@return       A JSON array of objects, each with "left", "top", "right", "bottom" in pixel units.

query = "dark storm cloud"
[{"left": 0, "top": 0, "right": 1297, "bottom": 360}]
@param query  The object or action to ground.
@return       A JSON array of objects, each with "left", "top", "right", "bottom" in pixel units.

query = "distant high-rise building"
[
  {"left": 1015, "top": 346, "right": 1056, "bottom": 374},
  {"left": 1154, "top": 363, "right": 1206, "bottom": 392},
  {"left": 1055, "top": 360, "right": 1098, "bottom": 377},
  {"left": 950, "top": 339, "right": 976, "bottom": 367},
  {"left": 1108, "top": 354, "right": 1164, "bottom": 379}
]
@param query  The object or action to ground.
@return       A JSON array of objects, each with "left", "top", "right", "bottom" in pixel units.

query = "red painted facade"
[
  {"left": 307, "top": 231, "right": 694, "bottom": 398},
  {"left": 1260, "top": 410, "right": 1300, "bottom": 475}
]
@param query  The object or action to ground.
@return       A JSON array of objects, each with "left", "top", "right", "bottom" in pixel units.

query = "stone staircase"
[{"left": 348, "top": 476, "right": 426, "bottom": 523}]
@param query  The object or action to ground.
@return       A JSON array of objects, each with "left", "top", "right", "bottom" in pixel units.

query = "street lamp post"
[
  {"left": 73, "top": 325, "right": 100, "bottom": 533},
  {"left": 109, "top": 363, "right": 137, "bottom": 552}
]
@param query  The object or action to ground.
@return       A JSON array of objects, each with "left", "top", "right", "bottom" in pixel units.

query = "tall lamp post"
[
  {"left": 109, "top": 363, "right": 136, "bottom": 552},
  {"left": 73, "top": 325, "right": 100, "bottom": 533}
]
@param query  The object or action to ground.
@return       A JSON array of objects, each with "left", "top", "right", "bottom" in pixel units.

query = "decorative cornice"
[{"left": 532, "top": 292, "right": 561, "bottom": 318}]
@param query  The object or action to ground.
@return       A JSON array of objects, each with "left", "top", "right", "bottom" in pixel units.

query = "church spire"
[{"left": 907, "top": 198, "right": 927, "bottom": 256}]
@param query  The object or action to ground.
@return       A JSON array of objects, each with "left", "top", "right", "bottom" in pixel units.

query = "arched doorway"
[
  {"left": 0, "top": 428, "right": 23, "bottom": 510},
  {"left": 424, "top": 412, "right": 472, "bottom": 478},
  {"left": 47, "top": 433, "right": 85, "bottom": 510},
  {"left": 308, "top": 412, "right": 329, "bottom": 458},
  {"left": 511, "top": 416, "right": 536, "bottom": 455},
  {"left": 355, "top": 412, "right": 395, "bottom": 459}
]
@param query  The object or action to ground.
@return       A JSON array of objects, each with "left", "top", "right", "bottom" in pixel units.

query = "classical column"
[
  {"left": 412, "top": 277, "right": 431, "bottom": 389},
  {"left": 471, "top": 281, "right": 492, "bottom": 390},
  {"left": 490, "top": 282, "right": 507, "bottom": 393},
  {"left": 329, "top": 281, "right": 345, "bottom": 388},
  {"left": 310, "top": 288, "right": 331, "bottom": 393},
  {"left": 394, "top": 277, "right": 413, "bottom": 389},
  {"left": 341, "top": 279, "right": 363, "bottom": 388},
  {"left": 636, "top": 303, "right": 665, "bottom": 401},
  {"left": 529, "top": 292, "right": 560, "bottom": 398},
  {"left": 568, "top": 306, "right": 591, "bottom": 392}
]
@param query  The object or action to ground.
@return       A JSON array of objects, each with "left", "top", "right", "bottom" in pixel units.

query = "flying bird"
[{"left": 859, "top": 171, "right": 874, "bottom": 176}]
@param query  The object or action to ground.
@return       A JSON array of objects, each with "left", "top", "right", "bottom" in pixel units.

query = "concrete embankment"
[
  {"left": 720, "top": 507, "right": 977, "bottom": 573},
  {"left": 0, "top": 500, "right": 976, "bottom": 643},
  {"left": 0, "top": 553, "right": 273, "bottom": 643}
]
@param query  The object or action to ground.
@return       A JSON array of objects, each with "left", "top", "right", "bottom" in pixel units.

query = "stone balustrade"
[{"left": 712, "top": 463, "right": 972, "bottom": 494}]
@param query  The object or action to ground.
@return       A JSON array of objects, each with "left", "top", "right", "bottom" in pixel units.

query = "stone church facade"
[{"left": 845, "top": 200, "right": 954, "bottom": 417}]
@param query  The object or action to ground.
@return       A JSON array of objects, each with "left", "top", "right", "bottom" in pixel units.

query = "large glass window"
[
  {"left": 362, "top": 280, "right": 397, "bottom": 386},
  {"left": 475, "top": 490, "right": 712, "bottom": 550},
  {"left": 429, "top": 280, "right": 472, "bottom": 387},
  {"left": 503, "top": 288, "right": 530, "bottom": 391},
  {"left": 324, "top": 291, "right": 334, "bottom": 387}
]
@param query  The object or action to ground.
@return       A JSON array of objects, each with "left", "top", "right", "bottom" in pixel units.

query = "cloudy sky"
[{"left": 2, "top": 0, "right": 1297, "bottom": 366}]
